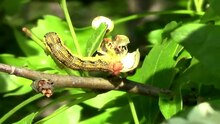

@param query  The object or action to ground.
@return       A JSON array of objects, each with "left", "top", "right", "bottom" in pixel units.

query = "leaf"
[
  {"left": 29, "top": 15, "right": 98, "bottom": 75},
  {"left": 201, "top": 6, "right": 220, "bottom": 23},
  {"left": 85, "top": 23, "right": 108, "bottom": 56},
  {"left": 0, "top": 73, "right": 31, "bottom": 95},
  {"left": 127, "top": 36, "right": 179, "bottom": 123},
  {"left": 12, "top": 112, "right": 37, "bottom": 124},
  {"left": 147, "top": 29, "right": 163, "bottom": 45},
  {"left": 31, "top": 15, "right": 76, "bottom": 53},
  {"left": 171, "top": 23, "right": 220, "bottom": 89},
  {"left": 128, "top": 21, "right": 181, "bottom": 123},
  {"left": 74, "top": 27, "right": 95, "bottom": 56},
  {"left": 36, "top": 94, "right": 94, "bottom": 124},
  {"left": 31, "top": 15, "right": 70, "bottom": 39},
  {"left": 201, "top": 0, "right": 220, "bottom": 23},
  {"left": 159, "top": 88, "right": 182, "bottom": 119},
  {"left": 14, "top": 29, "right": 44, "bottom": 56},
  {"left": 0, "top": 54, "right": 32, "bottom": 95},
  {"left": 208, "top": 0, "right": 220, "bottom": 16},
  {"left": 162, "top": 21, "right": 181, "bottom": 40},
  {"left": 83, "top": 91, "right": 125, "bottom": 109},
  {"left": 31, "top": 15, "right": 95, "bottom": 56},
  {"left": 129, "top": 40, "right": 179, "bottom": 87},
  {"left": 0, "top": 54, "right": 26, "bottom": 66},
  {"left": 79, "top": 106, "right": 132, "bottom": 124},
  {"left": 43, "top": 105, "right": 82, "bottom": 124}
]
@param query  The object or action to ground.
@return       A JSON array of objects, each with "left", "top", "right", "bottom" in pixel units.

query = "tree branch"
[{"left": 0, "top": 63, "right": 171, "bottom": 97}]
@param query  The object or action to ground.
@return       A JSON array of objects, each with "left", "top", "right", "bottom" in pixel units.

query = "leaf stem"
[
  {"left": 114, "top": 10, "right": 204, "bottom": 24},
  {"left": 187, "top": 0, "right": 193, "bottom": 11},
  {"left": 194, "top": 0, "right": 204, "bottom": 12},
  {"left": 0, "top": 94, "right": 43, "bottom": 124},
  {"left": 60, "top": 0, "right": 82, "bottom": 56},
  {"left": 127, "top": 94, "right": 139, "bottom": 124},
  {"left": 22, "top": 27, "right": 46, "bottom": 51}
]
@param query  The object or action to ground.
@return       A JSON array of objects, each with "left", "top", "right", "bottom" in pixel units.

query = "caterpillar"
[{"left": 44, "top": 32, "right": 123, "bottom": 75}]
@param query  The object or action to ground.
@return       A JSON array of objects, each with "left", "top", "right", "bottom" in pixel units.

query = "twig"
[{"left": 0, "top": 63, "right": 171, "bottom": 96}]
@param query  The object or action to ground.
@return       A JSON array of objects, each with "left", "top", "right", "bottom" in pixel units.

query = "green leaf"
[
  {"left": 159, "top": 89, "right": 182, "bottom": 119},
  {"left": 0, "top": 54, "right": 32, "bottom": 95},
  {"left": 29, "top": 15, "right": 98, "bottom": 75},
  {"left": 14, "top": 29, "right": 44, "bottom": 56},
  {"left": 0, "top": 73, "right": 32, "bottom": 95},
  {"left": 171, "top": 23, "right": 220, "bottom": 89},
  {"left": 12, "top": 112, "right": 37, "bottom": 124},
  {"left": 181, "top": 59, "right": 220, "bottom": 89},
  {"left": 201, "top": 6, "right": 220, "bottom": 23},
  {"left": 147, "top": 29, "right": 163, "bottom": 45},
  {"left": 201, "top": 0, "right": 220, "bottom": 23},
  {"left": 129, "top": 40, "right": 179, "bottom": 87},
  {"left": 31, "top": 15, "right": 96, "bottom": 56},
  {"left": 43, "top": 105, "right": 82, "bottom": 124},
  {"left": 127, "top": 39, "right": 179, "bottom": 123},
  {"left": 79, "top": 106, "right": 132, "bottom": 124},
  {"left": 36, "top": 93, "right": 95, "bottom": 124},
  {"left": 162, "top": 21, "right": 180, "bottom": 40},
  {"left": 128, "top": 21, "right": 181, "bottom": 123},
  {"left": 31, "top": 15, "right": 76, "bottom": 53},
  {"left": 172, "top": 24, "right": 220, "bottom": 75},
  {"left": 75, "top": 27, "right": 94, "bottom": 56},
  {"left": 25, "top": 55, "right": 68, "bottom": 74},
  {"left": 31, "top": 15, "right": 70, "bottom": 39},
  {"left": 85, "top": 23, "right": 108, "bottom": 56},
  {"left": 0, "top": 54, "right": 26, "bottom": 66},
  {"left": 83, "top": 91, "right": 125, "bottom": 109}
]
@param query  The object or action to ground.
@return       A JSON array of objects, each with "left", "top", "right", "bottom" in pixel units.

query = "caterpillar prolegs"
[{"left": 44, "top": 32, "right": 123, "bottom": 75}]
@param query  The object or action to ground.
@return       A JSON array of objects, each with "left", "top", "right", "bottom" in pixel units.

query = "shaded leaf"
[
  {"left": 171, "top": 24, "right": 220, "bottom": 89},
  {"left": 79, "top": 106, "right": 132, "bottom": 124},
  {"left": 200, "top": 0, "right": 220, "bottom": 23},
  {"left": 159, "top": 88, "right": 182, "bottom": 119},
  {"left": 12, "top": 112, "right": 37, "bottom": 124}
]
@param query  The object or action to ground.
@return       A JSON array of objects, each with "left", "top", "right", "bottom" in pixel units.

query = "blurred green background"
[{"left": 1, "top": 0, "right": 217, "bottom": 124}]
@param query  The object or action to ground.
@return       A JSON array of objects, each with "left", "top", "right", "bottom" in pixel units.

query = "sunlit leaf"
[
  {"left": 85, "top": 23, "right": 107, "bottom": 56},
  {"left": 0, "top": 54, "right": 32, "bottom": 95},
  {"left": 83, "top": 91, "right": 126, "bottom": 109},
  {"left": 43, "top": 105, "right": 82, "bottom": 124},
  {"left": 147, "top": 29, "right": 163, "bottom": 45}
]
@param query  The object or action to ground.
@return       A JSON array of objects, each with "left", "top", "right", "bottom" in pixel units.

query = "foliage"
[{"left": 1, "top": 0, "right": 220, "bottom": 124}]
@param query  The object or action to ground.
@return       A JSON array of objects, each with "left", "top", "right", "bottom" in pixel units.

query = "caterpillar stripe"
[{"left": 44, "top": 32, "right": 123, "bottom": 74}]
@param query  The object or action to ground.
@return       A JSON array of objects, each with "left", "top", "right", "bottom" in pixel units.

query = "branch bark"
[{"left": 0, "top": 63, "right": 171, "bottom": 97}]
